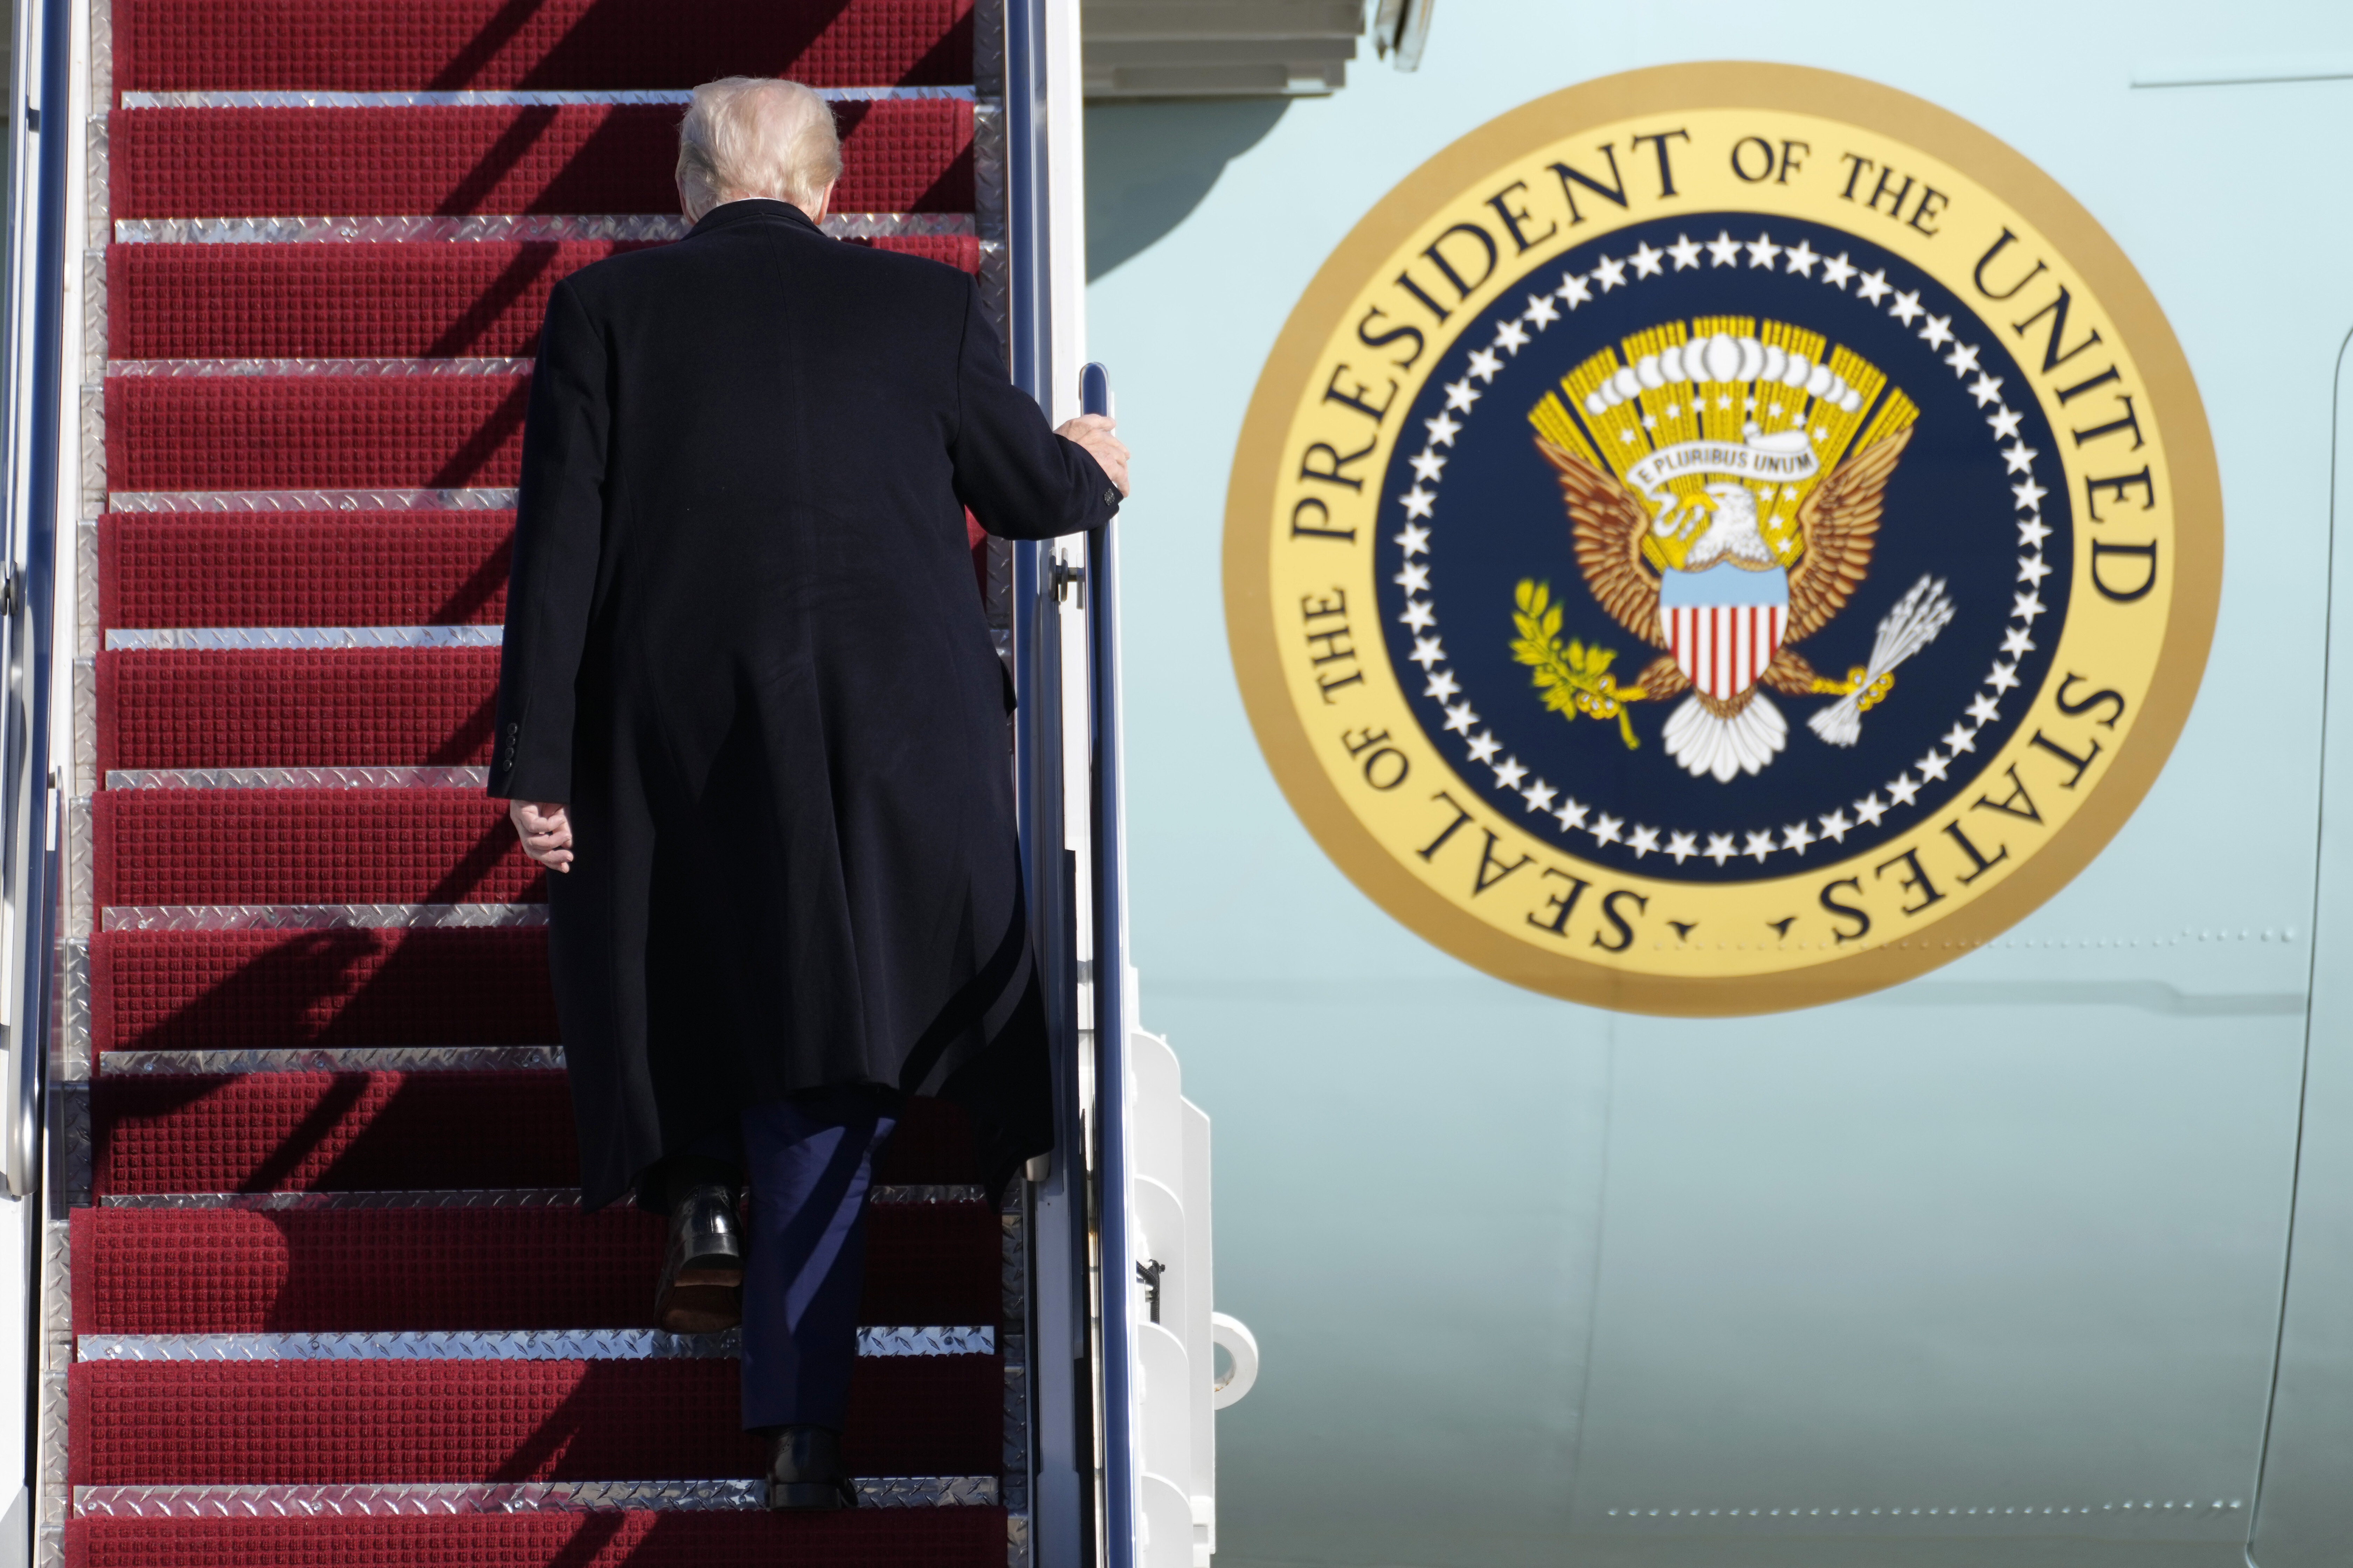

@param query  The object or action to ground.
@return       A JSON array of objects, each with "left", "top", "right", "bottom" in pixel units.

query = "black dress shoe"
[
  {"left": 767, "top": 1424, "right": 857, "bottom": 1511},
  {"left": 654, "top": 1181, "right": 743, "bottom": 1334}
]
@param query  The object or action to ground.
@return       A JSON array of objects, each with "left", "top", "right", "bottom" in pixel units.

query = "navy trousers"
[{"left": 662, "top": 1085, "right": 900, "bottom": 1432}]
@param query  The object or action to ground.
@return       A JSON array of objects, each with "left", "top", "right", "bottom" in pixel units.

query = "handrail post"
[
  {"left": 1005, "top": 4, "right": 1098, "bottom": 1567},
  {"left": 1081, "top": 359, "right": 1138, "bottom": 1568}
]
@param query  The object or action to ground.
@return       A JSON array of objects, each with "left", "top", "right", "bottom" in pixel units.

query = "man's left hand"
[{"left": 511, "top": 799, "right": 575, "bottom": 872}]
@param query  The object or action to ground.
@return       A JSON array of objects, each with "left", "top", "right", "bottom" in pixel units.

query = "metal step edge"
[
  {"left": 104, "top": 625, "right": 503, "bottom": 650},
  {"left": 99, "top": 1045, "right": 560, "bottom": 1073},
  {"left": 72, "top": 1477, "right": 1002, "bottom": 1516},
  {"left": 118, "top": 87, "right": 979, "bottom": 109},
  {"left": 114, "top": 213, "right": 982, "bottom": 244},
  {"left": 110, "top": 357, "right": 532, "bottom": 377},
  {"left": 107, "top": 488, "right": 519, "bottom": 514},
  {"left": 106, "top": 768, "right": 492, "bottom": 791},
  {"left": 100, "top": 905, "right": 548, "bottom": 932},
  {"left": 77, "top": 1326, "right": 996, "bottom": 1361},
  {"left": 97, "top": 1185, "right": 986, "bottom": 1208}
]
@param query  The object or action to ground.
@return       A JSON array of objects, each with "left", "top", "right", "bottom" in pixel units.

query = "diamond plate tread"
[
  {"left": 115, "top": 214, "right": 975, "bottom": 243},
  {"left": 61, "top": 940, "right": 92, "bottom": 1081},
  {"left": 103, "top": 904, "right": 549, "bottom": 931},
  {"left": 72, "top": 1203, "right": 1003, "bottom": 1332},
  {"left": 77, "top": 515, "right": 99, "bottom": 657},
  {"left": 121, "top": 88, "right": 977, "bottom": 108},
  {"left": 78, "top": 1325, "right": 996, "bottom": 1360},
  {"left": 110, "top": 356, "right": 532, "bottom": 376},
  {"left": 109, "top": 767, "right": 491, "bottom": 790},
  {"left": 89, "top": 0, "right": 113, "bottom": 125},
  {"left": 86, "top": 112, "right": 112, "bottom": 265},
  {"left": 80, "top": 383, "right": 106, "bottom": 532},
  {"left": 70, "top": 797, "right": 94, "bottom": 942},
  {"left": 109, "top": 487, "right": 518, "bottom": 512},
  {"left": 75, "top": 654, "right": 97, "bottom": 797},
  {"left": 872, "top": 1185, "right": 991, "bottom": 1205},
  {"left": 119, "top": 215, "right": 688, "bottom": 244},
  {"left": 99, "top": 1045, "right": 560, "bottom": 1073},
  {"left": 974, "top": 102, "right": 1004, "bottom": 240},
  {"left": 105, "top": 624, "right": 503, "bottom": 649},
  {"left": 69, "top": 1358, "right": 1003, "bottom": 1483},
  {"left": 39, "top": 1367, "right": 67, "bottom": 1496},
  {"left": 43, "top": 1220, "right": 71, "bottom": 1341},
  {"left": 105, "top": 1190, "right": 586, "bottom": 1210}
]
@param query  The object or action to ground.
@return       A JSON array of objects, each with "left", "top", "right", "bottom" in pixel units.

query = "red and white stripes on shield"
[{"left": 1667, "top": 604, "right": 1789, "bottom": 701}]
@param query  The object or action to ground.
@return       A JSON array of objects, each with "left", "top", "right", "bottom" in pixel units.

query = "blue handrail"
[
  {"left": 1002, "top": 5, "right": 1099, "bottom": 1567},
  {"left": 5, "top": 0, "right": 73, "bottom": 1209},
  {"left": 1082, "top": 359, "right": 1139, "bottom": 1568}
]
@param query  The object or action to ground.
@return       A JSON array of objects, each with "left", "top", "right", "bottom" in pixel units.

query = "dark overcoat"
[{"left": 488, "top": 199, "right": 1118, "bottom": 1210}]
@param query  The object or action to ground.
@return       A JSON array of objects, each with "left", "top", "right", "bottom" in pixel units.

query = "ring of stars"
[{"left": 1390, "top": 226, "right": 2056, "bottom": 870}]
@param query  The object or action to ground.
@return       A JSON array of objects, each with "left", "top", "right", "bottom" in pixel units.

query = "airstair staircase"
[{"left": 44, "top": 0, "right": 1007, "bottom": 1562}]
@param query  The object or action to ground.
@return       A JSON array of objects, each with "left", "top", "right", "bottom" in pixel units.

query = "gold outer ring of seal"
[{"left": 1221, "top": 62, "right": 2223, "bottom": 1016}]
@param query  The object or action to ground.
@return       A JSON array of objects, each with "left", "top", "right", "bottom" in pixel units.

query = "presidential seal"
[{"left": 1224, "top": 64, "right": 2220, "bottom": 1014}]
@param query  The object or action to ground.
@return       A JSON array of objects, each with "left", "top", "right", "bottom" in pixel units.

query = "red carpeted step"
[
  {"left": 96, "top": 1076, "right": 985, "bottom": 1195},
  {"left": 92, "top": 790, "right": 543, "bottom": 909},
  {"left": 95, "top": 1071, "right": 576, "bottom": 1195},
  {"left": 97, "top": 650, "right": 498, "bottom": 773},
  {"left": 110, "top": 241, "right": 979, "bottom": 361},
  {"left": 111, "top": 243, "right": 641, "bottom": 361},
  {"left": 99, "top": 513, "right": 512, "bottom": 631},
  {"left": 69, "top": 1357, "right": 1000, "bottom": 1483},
  {"left": 65, "top": 1511, "right": 1009, "bottom": 1568},
  {"left": 111, "top": 103, "right": 973, "bottom": 219},
  {"left": 73, "top": 1205, "right": 1000, "bottom": 1331},
  {"left": 108, "top": 374, "right": 528, "bottom": 494},
  {"left": 90, "top": 928, "right": 559, "bottom": 1057},
  {"left": 116, "top": 0, "right": 973, "bottom": 93}
]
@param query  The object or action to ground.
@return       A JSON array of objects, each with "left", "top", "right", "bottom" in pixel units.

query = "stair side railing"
[
  {"left": 2, "top": 0, "right": 72, "bottom": 1207},
  {"left": 1005, "top": 2, "right": 1108, "bottom": 1566},
  {"left": 0, "top": 0, "right": 72, "bottom": 1552},
  {"left": 1080, "top": 360, "right": 1140, "bottom": 1568}
]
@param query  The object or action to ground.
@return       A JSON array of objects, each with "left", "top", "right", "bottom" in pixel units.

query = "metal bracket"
[{"left": 1050, "top": 560, "right": 1087, "bottom": 606}]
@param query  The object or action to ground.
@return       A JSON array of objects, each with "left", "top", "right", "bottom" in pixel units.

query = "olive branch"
[{"left": 1509, "top": 579, "right": 1641, "bottom": 749}]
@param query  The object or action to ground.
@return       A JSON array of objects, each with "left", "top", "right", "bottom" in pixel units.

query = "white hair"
[{"left": 676, "top": 77, "right": 843, "bottom": 223}]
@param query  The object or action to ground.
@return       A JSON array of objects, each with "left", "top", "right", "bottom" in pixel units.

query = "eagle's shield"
[{"left": 1660, "top": 563, "right": 1790, "bottom": 701}]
